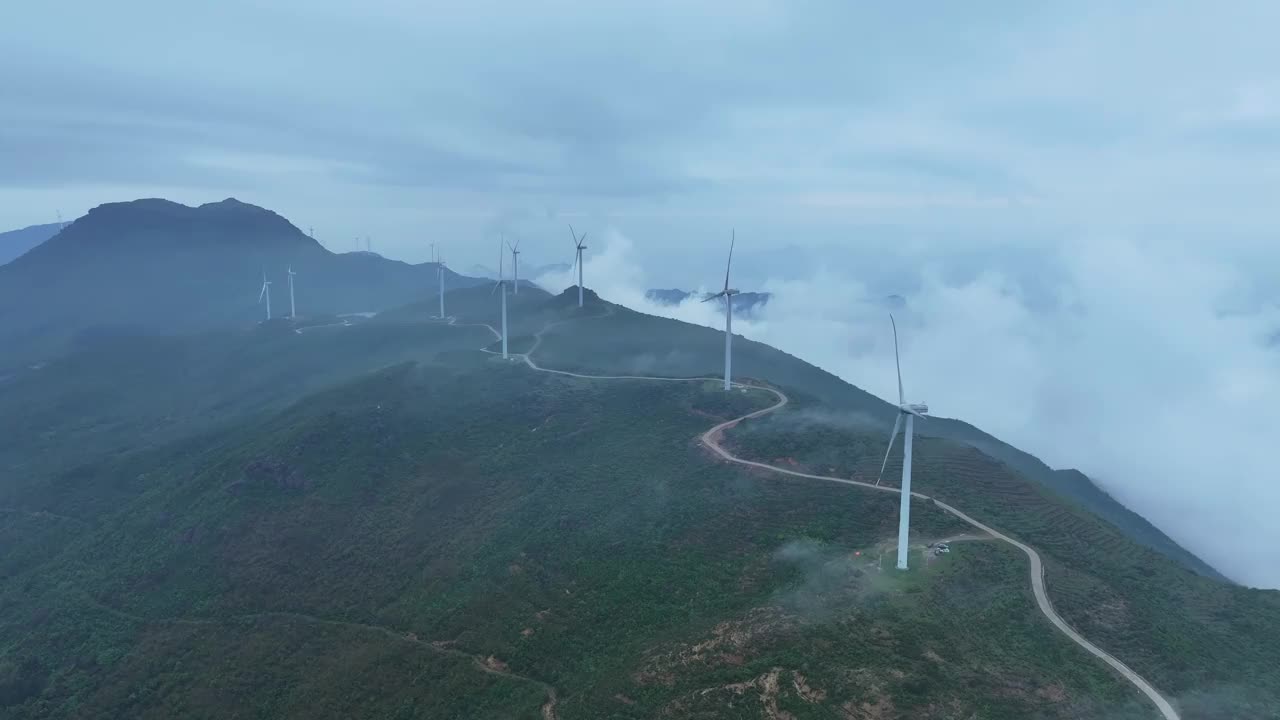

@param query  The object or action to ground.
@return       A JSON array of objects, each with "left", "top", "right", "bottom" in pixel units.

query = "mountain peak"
[{"left": 29, "top": 197, "right": 317, "bottom": 257}]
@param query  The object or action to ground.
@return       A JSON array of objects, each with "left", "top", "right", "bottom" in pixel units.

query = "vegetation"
[
  {"left": 2, "top": 288, "right": 1276, "bottom": 718},
  {"left": 0, "top": 198, "right": 486, "bottom": 366},
  {"left": 531, "top": 297, "right": 1223, "bottom": 580},
  {"left": 723, "top": 408, "right": 1280, "bottom": 718},
  {"left": 5, "top": 340, "right": 1153, "bottom": 718}
]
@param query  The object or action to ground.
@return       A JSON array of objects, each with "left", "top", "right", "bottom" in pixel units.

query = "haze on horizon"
[{"left": 3, "top": 2, "right": 1279, "bottom": 587}]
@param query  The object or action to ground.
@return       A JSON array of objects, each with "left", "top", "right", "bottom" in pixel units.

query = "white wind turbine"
[
  {"left": 569, "top": 225, "right": 587, "bottom": 307},
  {"left": 876, "top": 314, "right": 930, "bottom": 570},
  {"left": 437, "top": 250, "right": 447, "bottom": 319},
  {"left": 703, "top": 230, "right": 739, "bottom": 391},
  {"left": 507, "top": 236, "right": 521, "bottom": 295},
  {"left": 491, "top": 241, "right": 509, "bottom": 359},
  {"left": 287, "top": 265, "right": 297, "bottom": 318},
  {"left": 257, "top": 271, "right": 272, "bottom": 321}
]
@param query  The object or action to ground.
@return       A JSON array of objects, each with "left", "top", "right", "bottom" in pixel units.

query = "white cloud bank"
[{"left": 540, "top": 231, "right": 1280, "bottom": 589}]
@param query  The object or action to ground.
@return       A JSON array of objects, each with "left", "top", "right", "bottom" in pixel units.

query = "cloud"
[
  {"left": 6, "top": 2, "right": 1280, "bottom": 269},
  {"left": 5, "top": 0, "right": 1280, "bottom": 586},
  {"left": 559, "top": 230, "right": 1280, "bottom": 589}
]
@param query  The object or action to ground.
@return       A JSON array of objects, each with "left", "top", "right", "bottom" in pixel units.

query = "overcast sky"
[{"left": 4, "top": 2, "right": 1280, "bottom": 585}]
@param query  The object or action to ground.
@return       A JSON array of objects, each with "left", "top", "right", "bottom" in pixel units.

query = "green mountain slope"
[
  {"left": 0, "top": 318, "right": 493, "bottom": 494},
  {"left": 6, "top": 347, "right": 1167, "bottom": 719},
  {"left": 527, "top": 296, "right": 1224, "bottom": 582},
  {"left": 3, "top": 287, "right": 1276, "bottom": 718},
  {"left": 723, "top": 411, "right": 1280, "bottom": 719}
]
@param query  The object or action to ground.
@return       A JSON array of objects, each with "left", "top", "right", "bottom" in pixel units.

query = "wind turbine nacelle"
[
  {"left": 726, "top": 288, "right": 740, "bottom": 295},
  {"left": 901, "top": 403, "right": 928, "bottom": 417}
]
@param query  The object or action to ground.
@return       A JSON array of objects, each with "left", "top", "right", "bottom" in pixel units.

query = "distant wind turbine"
[
  {"left": 507, "top": 236, "right": 521, "bottom": 295},
  {"left": 287, "top": 265, "right": 297, "bottom": 318},
  {"left": 491, "top": 241, "right": 508, "bottom": 359},
  {"left": 258, "top": 272, "right": 273, "bottom": 321},
  {"left": 875, "top": 314, "right": 930, "bottom": 570},
  {"left": 437, "top": 250, "right": 447, "bottom": 319},
  {"left": 56, "top": 211, "right": 66, "bottom": 230},
  {"left": 703, "top": 230, "right": 739, "bottom": 391},
  {"left": 569, "top": 225, "right": 587, "bottom": 307}
]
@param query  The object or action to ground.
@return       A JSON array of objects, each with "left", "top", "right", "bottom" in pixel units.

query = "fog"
[
  {"left": 7, "top": 1, "right": 1280, "bottom": 586},
  {"left": 539, "top": 231, "right": 1280, "bottom": 589}
]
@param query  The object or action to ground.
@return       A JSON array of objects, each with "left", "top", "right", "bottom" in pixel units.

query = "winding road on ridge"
[{"left": 470, "top": 307, "right": 1180, "bottom": 720}]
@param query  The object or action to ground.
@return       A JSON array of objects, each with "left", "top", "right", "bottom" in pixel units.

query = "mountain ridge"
[
  {"left": 0, "top": 222, "right": 62, "bottom": 265},
  {"left": 0, "top": 197, "right": 488, "bottom": 365},
  {"left": 2, "top": 287, "right": 1275, "bottom": 718}
]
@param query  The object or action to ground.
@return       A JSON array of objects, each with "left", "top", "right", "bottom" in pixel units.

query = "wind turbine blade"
[
  {"left": 723, "top": 229, "right": 735, "bottom": 292},
  {"left": 569, "top": 224, "right": 578, "bottom": 247},
  {"left": 877, "top": 413, "right": 903, "bottom": 486},
  {"left": 578, "top": 233, "right": 587, "bottom": 248},
  {"left": 258, "top": 284, "right": 266, "bottom": 303},
  {"left": 890, "top": 314, "right": 904, "bottom": 405},
  {"left": 702, "top": 291, "right": 727, "bottom": 303}
]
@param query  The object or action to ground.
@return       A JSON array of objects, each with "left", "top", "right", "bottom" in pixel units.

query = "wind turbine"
[
  {"left": 875, "top": 314, "right": 929, "bottom": 570},
  {"left": 257, "top": 272, "right": 272, "bottom": 321},
  {"left": 703, "top": 230, "right": 739, "bottom": 391},
  {"left": 287, "top": 265, "right": 297, "bottom": 318},
  {"left": 437, "top": 250, "right": 447, "bottom": 319},
  {"left": 569, "top": 225, "right": 587, "bottom": 307},
  {"left": 491, "top": 241, "right": 508, "bottom": 359},
  {"left": 507, "top": 236, "right": 521, "bottom": 295}
]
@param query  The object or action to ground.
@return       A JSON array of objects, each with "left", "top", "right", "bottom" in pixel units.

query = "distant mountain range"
[
  {"left": 645, "top": 288, "right": 772, "bottom": 315},
  {"left": 0, "top": 221, "right": 63, "bottom": 265},
  {"left": 0, "top": 198, "right": 486, "bottom": 364}
]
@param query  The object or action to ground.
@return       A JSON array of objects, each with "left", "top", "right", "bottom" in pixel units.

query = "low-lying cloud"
[{"left": 538, "top": 231, "right": 1280, "bottom": 589}]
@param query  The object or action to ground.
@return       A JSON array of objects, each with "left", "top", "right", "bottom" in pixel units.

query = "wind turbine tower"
[
  {"left": 491, "top": 241, "right": 508, "bottom": 359},
  {"left": 703, "top": 231, "right": 740, "bottom": 391},
  {"left": 287, "top": 265, "right": 297, "bottom": 318},
  {"left": 569, "top": 225, "right": 588, "bottom": 307},
  {"left": 258, "top": 272, "right": 273, "bottom": 321},
  {"left": 438, "top": 251, "right": 447, "bottom": 319},
  {"left": 875, "top": 314, "right": 930, "bottom": 570},
  {"left": 507, "top": 236, "right": 521, "bottom": 295}
]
